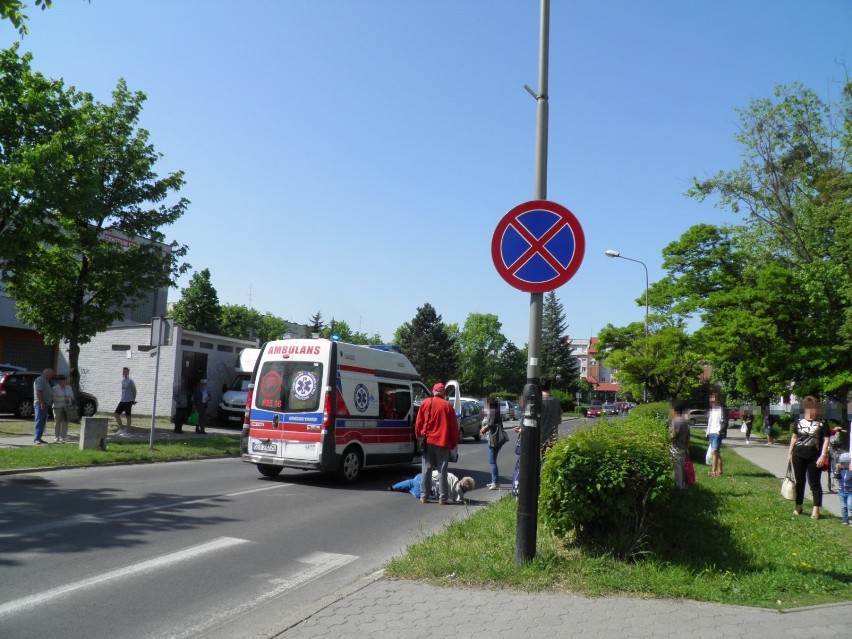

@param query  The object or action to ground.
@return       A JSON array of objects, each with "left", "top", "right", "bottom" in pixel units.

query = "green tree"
[
  {"left": 307, "top": 311, "right": 324, "bottom": 335},
  {"left": 457, "top": 313, "right": 507, "bottom": 397},
  {"left": 395, "top": 303, "right": 457, "bottom": 386},
  {"left": 219, "top": 304, "right": 263, "bottom": 341},
  {"left": 686, "top": 80, "right": 852, "bottom": 403},
  {"left": 0, "top": 45, "right": 72, "bottom": 264},
  {"left": 541, "top": 291, "right": 579, "bottom": 393},
  {"left": 258, "top": 312, "right": 289, "bottom": 343},
  {"left": 1, "top": 0, "right": 52, "bottom": 35},
  {"left": 495, "top": 342, "right": 526, "bottom": 394},
  {"left": 171, "top": 269, "right": 220, "bottom": 334},
  {"left": 598, "top": 321, "right": 702, "bottom": 402},
  {"left": 2, "top": 59, "right": 188, "bottom": 391}
]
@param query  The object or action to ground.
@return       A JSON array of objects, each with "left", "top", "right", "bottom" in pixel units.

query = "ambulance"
[{"left": 240, "top": 338, "right": 459, "bottom": 483}]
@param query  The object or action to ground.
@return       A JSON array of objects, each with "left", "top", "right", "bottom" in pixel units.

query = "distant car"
[
  {"left": 0, "top": 363, "right": 26, "bottom": 373},
  {"left": 0, "top": 371, "right": 98, "bottom": 421},
  {"left": 727, "top": 406, "right": 742, "bottom": 421},
  {"left": 586, "top": 405, "right": 602, "bottom": 418},
  {"left": 498, "top": 400, "right": 514, "bottom": 421},
  {"left": 601, "top": 403, "right": 620, "bottom": 416},
  {"left": 458, "top": 400, "right": 483, "bottom": 441},
  {"left": 508, "top": 400, "right": 522, "bottom": 420},
  {"left": 687, "top": 409, "right": 708, "bottom": 427}
]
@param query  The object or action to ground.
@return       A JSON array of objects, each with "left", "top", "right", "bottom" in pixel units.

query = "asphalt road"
[{"left": 0, "top": 431, "right": 511, "bottom": 639}]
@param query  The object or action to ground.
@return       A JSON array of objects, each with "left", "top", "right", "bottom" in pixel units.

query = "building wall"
[{"left": 68, "top": 323, "right": 256, "bottom": 419}]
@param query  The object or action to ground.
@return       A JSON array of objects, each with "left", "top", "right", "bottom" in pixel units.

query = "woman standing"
[
  {"left": 787, "top": 396, "right": 831, "bottom": 519},
  {"left": 480, "top": 397, "right": 506, "bottom": 490},
  {"left": 52, "top": 375, "right": 74, "bottom": 444}
]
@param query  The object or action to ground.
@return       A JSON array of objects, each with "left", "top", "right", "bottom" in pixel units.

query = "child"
[{"left": 836, "top": 452, "right": 852, "bottom": 525}]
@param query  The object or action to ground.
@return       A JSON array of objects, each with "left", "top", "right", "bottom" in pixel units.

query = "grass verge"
[{"left": 386, "top": 433, "right": 852, "bottom": 609}]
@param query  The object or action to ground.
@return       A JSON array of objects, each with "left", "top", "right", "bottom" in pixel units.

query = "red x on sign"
[{"left": 491, "top": 200, "right": 585, "bottom": 293}]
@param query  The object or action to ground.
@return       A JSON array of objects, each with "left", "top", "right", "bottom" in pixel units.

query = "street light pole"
[{"left": 604, "top": 249, "right": 649, "bottom": 402}]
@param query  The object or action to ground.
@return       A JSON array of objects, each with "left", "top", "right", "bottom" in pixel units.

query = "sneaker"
[
  {"left": 117, "top": 430, "right": 130, "bottom": 437},
  {"left": 438, "top": 498, "right": 448, "bottom": 505},
  {"left": 487, "top": 483, "right": 499, "bottom": 490},
  {"left": 793, "top": 507, "right": 802, "bottom": 516},
  {"left": 34, "top": 439, "right": 45, "bottom": 445},
  {"left": 420, "top": 495, "right": 428, "bottom": 504}
]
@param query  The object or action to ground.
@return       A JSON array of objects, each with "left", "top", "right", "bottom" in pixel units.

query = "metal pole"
[
  {"left": 516, "top": 0, "right": 550, "bottom": 565},
  {"left": 149, "top": 317, "right": 164, "bottom": 449}
]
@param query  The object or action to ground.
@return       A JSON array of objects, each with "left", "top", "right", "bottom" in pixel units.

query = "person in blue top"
[{"left": 835, "top": 452, "right": 852, "bottom": 526}]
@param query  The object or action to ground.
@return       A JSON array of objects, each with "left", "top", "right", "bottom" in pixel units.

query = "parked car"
[
  {"left": 0, "top": 363, "right": 26, "bottom": 373},
  {"left": 498, "top": 400, "right": 515, "bottom": 421},
  {"left": 0, "top": 371, "right": 98, "bottom": 421},
  {"left": 687, "top": 409, "right": 708, "bottom": 427},
  {"left": 586, "top": 405, "right": 602, "bottom": 418},
  {"left": 602, "top": 403, "right": 620, "bottom": 416},
  {"left": 458, "top": 400, "right": 483, "bottom": 441},
  {"left": 508, "top": 400, "right": 522, "bottom": 420},
  {"left": 727, "top": 406, "right": 742, "bottom": 421}
]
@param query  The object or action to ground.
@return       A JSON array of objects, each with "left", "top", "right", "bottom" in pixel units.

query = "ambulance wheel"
[
  {"left": 336, "top": 446, "right": 362, "bottom": 484},
  {"left": 257, "top": 464, "right": 283, "bottom": 478}
]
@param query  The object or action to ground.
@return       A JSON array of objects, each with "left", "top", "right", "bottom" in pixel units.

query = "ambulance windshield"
[{"left": 254, "top": 361, "right": 324, "bottom": 412}]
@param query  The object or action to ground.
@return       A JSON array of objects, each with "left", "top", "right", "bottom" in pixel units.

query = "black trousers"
[{"left": 792, "top": 449, "right": 822, "bottom": 507}]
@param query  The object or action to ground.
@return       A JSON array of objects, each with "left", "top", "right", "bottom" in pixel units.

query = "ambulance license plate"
[{"left": 251, "top": 440, "right": 278, "bottom": 454}]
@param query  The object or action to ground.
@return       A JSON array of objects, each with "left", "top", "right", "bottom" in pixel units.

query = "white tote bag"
[{"left": 705, "top": 443, "right": 713, "bottom": 466}]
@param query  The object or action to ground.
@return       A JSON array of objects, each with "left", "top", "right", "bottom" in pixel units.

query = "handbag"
[
  {"left": 705, "top": 443, "right": 713, "bottom": 466},
  {"left": 740, "top": 423, "right": 747, "bottom": 433},
  {"left": 781, "top": 463, "right": 796, "bottom": 500},
  {"left": 416, "top": 434, "right": 427, "bottom": 455},
  {"left": 684, "top": 457, "right": 696, "bottom": 485},
  {"left": 816, "top": 455, "right": 829, "bottom": 470},
  {"left": 188, "top": 410, "right": 199, "bottom": 426}
]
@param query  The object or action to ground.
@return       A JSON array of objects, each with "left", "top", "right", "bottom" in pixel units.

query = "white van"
[
  {"left": 240, "top": 339, "right": 458, "bottom": 483},
  {"left": 217, "top": 347, "right": 261, "bottom": 425}
]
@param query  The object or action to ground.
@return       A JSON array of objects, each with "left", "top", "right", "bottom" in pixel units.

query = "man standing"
[
  {"left": 414, "top": 382, "right": 459, "bottom": 505},
  {"left": 539, "top": 377, "right": 562, "bottom": 459},
  {"left": 32, "top": 368, "right": 55, "bottom": 445},
  {"left": 113, "top": 367, "right": 137, "bottom": 436}
]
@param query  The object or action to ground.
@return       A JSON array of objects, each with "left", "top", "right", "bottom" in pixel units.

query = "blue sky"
[{"left": 8, "top": 1, "right": 851, "bottom": 347}]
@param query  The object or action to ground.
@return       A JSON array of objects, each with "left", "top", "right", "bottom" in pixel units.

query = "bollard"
[{"left": 79, "top": 416, "right": 108, "bottom": 451}]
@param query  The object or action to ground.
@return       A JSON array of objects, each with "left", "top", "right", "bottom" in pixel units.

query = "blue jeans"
[
  {"left": 33, "top": 402, "right": 49, "bottom": 442},
  {"left": 487, "top": 445, "right": 500, "bottom": 484},
  {"left": 391, "top": 475, "right": 423, "bottom": 498},
  {"left": 839, "top": 490, "right": 852, "bottom": 523}
]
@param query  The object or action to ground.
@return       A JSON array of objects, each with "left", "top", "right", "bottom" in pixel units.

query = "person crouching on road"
[
  {"left": 414, "top": 382, "right": 459, "bottom": 505},
  {"left": 389, "top": 471, "right": 474, "bottom": 502}
]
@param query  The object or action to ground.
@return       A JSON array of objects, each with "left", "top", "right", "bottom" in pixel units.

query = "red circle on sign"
[{"left": 491, "top": 200, "right": 585, "bottom": 293}]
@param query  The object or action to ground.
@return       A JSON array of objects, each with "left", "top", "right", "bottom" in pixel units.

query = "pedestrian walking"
[
  {"left": 836, "top": 452, "right": 852, "bottom": 525},
  {"left": 669, "top": 399, "right": 691, "bottom": 489},
  {"left": 32, "top": 368, "right": 55, "bottom": 445},
  {"left": 763, "top": 413, "right": 775, "bottom": 445},
  {"left": 539, "top": 377, "right": 562, "bottom": 459},
  {"left": 113, "top": 367, "right": 137, "bottom": 436},
  {"left": 52, "top": 374, "right": 74, "bottom": 443},
  {"left": 742, "top": 410, "right": 754, "bottom": 444},
  {"left": 192, "top": 379, "right": 210, "bottom": 434},
  {"left": 787, "top": 396, "right": 831, "bottom": 520},
  {"left": 706, "top": 393, "right": 727, "bottom": 477},
  {"left": 414, "top": 382, "right": 459, "bottom": 505},
  {"left": 480, "top": 396, "right": 508, "bottom": 490}
]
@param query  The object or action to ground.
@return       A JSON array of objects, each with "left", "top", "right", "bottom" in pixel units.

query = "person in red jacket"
[{"left": 415, "top": 382, "right": 459, "bottom": 505}]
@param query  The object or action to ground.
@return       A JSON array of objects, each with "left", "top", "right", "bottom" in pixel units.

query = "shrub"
[
  {"left": 628, "top": 401, "right": 670, "bottom": 422},
  {"left": 539, "top": 413, "right": 672, "bottom": 558}
]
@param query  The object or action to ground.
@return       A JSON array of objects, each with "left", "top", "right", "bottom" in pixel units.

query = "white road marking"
[
  {"left": 167, "top": 551, "right": 359, "bottom": 639},
  {"left": 0, "top": 537, "right": 249, "bottom": 617}
]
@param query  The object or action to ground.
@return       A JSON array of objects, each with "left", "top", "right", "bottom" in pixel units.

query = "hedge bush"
[{"left": 539, "top": 410, "right": 673, "bottom": 558}]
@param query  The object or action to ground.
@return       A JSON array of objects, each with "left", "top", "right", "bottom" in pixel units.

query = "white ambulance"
[{"left": 240, "top": 338, "right": 459, "bottom": 483}]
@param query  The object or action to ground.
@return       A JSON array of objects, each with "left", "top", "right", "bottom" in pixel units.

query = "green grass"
[
  {"left": 0, "top": 416, "right": 241, "bottom": 469},
  {"left": 386, "top": 432, "right": 852, "bottom": 609}
]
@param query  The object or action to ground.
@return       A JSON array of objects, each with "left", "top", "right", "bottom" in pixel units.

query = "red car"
[
  {"left": 586, "top": 405, "right": 602, "bottom": 418},
  {"left": 727, "top": 406, "right": 742, "bottom": 421}
]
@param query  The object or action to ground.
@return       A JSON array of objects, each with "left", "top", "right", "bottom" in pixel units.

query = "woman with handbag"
[
  {"left": 787, "top": 396, "right": 831, "bottom": 519},
  {"left": 480, "top": 397, "right": 508, "bottom": 490}
]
